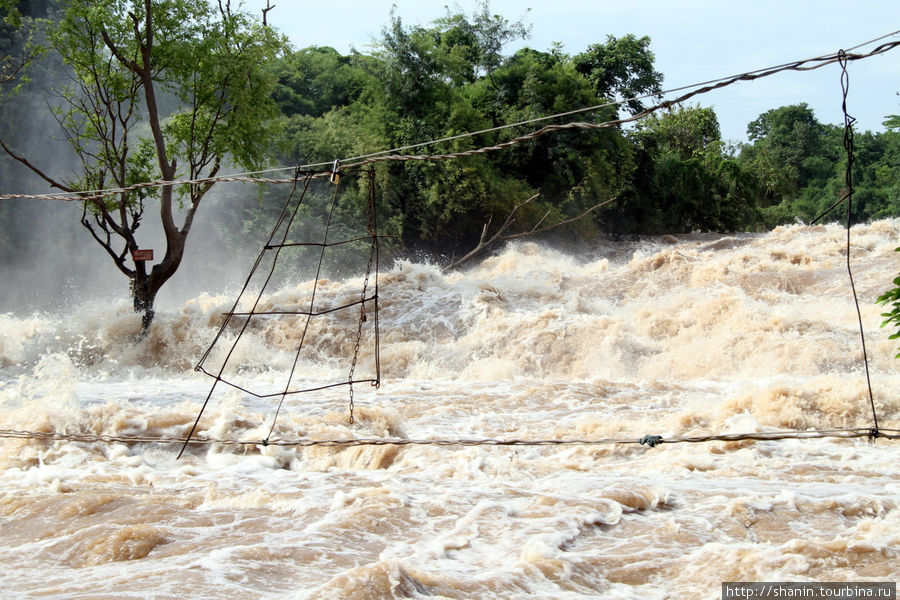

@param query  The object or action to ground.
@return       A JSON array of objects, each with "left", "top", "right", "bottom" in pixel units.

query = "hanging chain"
[{"left": 347, "top": 171, "right": 380, "bottom": 424}]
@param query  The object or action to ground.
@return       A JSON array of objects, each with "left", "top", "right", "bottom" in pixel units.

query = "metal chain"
[{"left": 346, "top": 171, "right": 381, "bottom": 423}]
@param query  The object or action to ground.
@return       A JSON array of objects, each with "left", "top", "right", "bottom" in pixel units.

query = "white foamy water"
[{"left": 1, "top": 221, "right": 899, "bottom": 598}]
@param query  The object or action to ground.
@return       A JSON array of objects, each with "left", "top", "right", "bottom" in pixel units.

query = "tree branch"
[
  {"left": 445, "top": 193, "right": 538, "bottom": 270},
  {"left": 81, "top": 203, "right": 135, "bottom": 278},
  {"left": 99, "top": 28, "right": 140, "bottom": 73},
  {"left": 445, "top": 194, "right": 617, "bottom": 271},
  {"left": 502, "top": 196, "right": 617, "bottom": 240},
  {"left": 262, "top": 1, "right": 275, "bottom": 26},
  {"left": 0, "top": 137, "right": 76, "bottom": 193}
]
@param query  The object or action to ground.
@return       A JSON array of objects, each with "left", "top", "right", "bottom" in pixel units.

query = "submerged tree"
[{"left": 0, "top": 0, "right": 285, "bottom": 332}]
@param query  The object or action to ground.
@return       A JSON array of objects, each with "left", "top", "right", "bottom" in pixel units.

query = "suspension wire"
[
  {"left": 835, "top": 50, "right": 879, "bottom": 434},
  {"left": 264, "top": 169, "right": 344, "bottom": 442},
  {"left": 181, "top": 166, "right": 382, "bottom": 452},
  {"left": 1, "top": 31, "right": 897, "bottom": 203},
  {"left": 178, "top": 169, "right": 313, "bottom": 459},
  {"left": 369, "top": 170, "right": 382, "bottom": 388},
  {"left": 1, "top": 427, "right": 898, "bottom": 450},
  {"left": 2, "top": 35, "right": 896, "bottom": 456},
  {"left": 346, "top": 170, "right": 383, "bottom": 424}
]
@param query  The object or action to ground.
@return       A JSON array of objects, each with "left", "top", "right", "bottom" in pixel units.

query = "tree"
[
  {"left": 366, "top": 4, "right": 536, "bottom": 250},
  {"left": 620, "top": 105, "right": 760, "bottom": 233},
  {"left": 272, "top": 5, "right": 667, "bottom": 257},
  {"left": 738, "top": 102, "right": 900, "bottom": 225},
  {"left": 573, "top": 34, "right": 663, "bottom": 115},
  {"left": 481, "top": 45, "right": 632, "bottom": 229},
  {"left": 876, "top": 111, "right": 900, "bottom": 218},
  {"left": 0, "top": 0, "right": 286, "bottom": 332},
  {"left": 740, "top": 103, "right": 831, "bottom": 202},
  {"left": 271, "top": 46, "right": 374, "bottom": 118},
  {"left": 431, "top": 0, "right": 531, "bottom": 86}
]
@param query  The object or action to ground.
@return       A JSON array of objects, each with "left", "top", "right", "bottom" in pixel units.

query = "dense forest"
[
  {"left": 266, "top": 8, "right": 898, "bottom": 253},
  {"left": 1, "top": 1, "right": 898, "bottom": 323},
  {"left": 261, "top": 18, "right": 900, "bottom": 255}
]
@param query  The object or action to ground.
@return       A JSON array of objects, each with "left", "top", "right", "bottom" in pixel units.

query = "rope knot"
[{"left": 638, "top": 434, "right": 663, "bottom": 448}]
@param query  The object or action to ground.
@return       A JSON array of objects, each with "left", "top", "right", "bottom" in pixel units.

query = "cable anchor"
[{"left": 330, "top": 159, "right": 341, "bottom": 184}]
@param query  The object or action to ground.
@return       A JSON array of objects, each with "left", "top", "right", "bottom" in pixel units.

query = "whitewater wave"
[
  {"left": 2, "top": 221, "right": 900, "bottom": 598},
  {"left": 2, "top": 220, "right": 897, "bottom": 384}
]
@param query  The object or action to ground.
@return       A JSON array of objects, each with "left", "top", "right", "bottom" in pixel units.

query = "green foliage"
[
  {"left": 741, "top": 103, "right": 829, "bottom": 199},
  {"left": 272, "top": 46, "right": 375, "bottom": 118},
  {"left": 636, "top": 104, "right": 722, "bottom": 158},
  {"left": 44, "top": 0, "right": 286, "bottom": 202},
  {"left": 884, "top": 114, "right": 900, "bottom": 131},
  {"left": 617, "top": 105, "right": 759, "bottom": 233},
  {"left": 271, "top": 3, "right": 566, "bottom": 253},
  {"left": 433, "top": 1, "right": 531, "bottom": 81},
  {"left": 269, "top": 5, "right": 900, "bottom": 254},
  {"left": 268, "top": 6, "right": 676, "bottom": 256},
  {"left": 877, "top": 247, "right": 900, "bottom": 359},
  {"left": 573, "top": 34, "right": 663, "bottom": 115},
  {"left": 739, "top": 103, "right": 900, "bottom": 225}
]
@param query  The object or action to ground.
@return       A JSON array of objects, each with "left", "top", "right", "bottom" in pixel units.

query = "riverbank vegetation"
[{"left": 258, "top": 5, "right": 899, "bottom": 256}]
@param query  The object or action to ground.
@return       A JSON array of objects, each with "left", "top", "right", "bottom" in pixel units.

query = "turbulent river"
[{"left": 1, "top": 220, "right": 899, "bottom": 599}]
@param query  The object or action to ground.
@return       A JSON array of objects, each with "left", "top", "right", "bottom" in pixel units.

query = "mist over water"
[
  {"left": 0, "top": 65, "right": 269, "bottom": 316},
  {"left": 0, "top": 182, "right": 276, "bottom": 316},
  {"left": 1, "top": 220, "right": 899, "bottom": 598}
]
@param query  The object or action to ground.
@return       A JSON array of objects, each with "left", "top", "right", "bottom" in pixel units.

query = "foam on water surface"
[{"left": 1, "top": 221, "right": 899, "bottom": 598}]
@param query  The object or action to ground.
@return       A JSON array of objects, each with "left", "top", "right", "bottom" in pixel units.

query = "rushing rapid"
[{"left": 1, "top": 221, "right": 898, "bottom": 598}]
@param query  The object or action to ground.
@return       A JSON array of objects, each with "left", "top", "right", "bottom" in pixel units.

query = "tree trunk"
[
  {"left": 132, "top": 271, "right": 157, "bottom": 335},
  {"left": 131, "top": 191, "right": 190, "bottom": 335}
]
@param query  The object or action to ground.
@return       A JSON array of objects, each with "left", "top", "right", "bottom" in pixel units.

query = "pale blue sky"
[{"left": 246, "top": 1, "right": 899, "bottom": 143}]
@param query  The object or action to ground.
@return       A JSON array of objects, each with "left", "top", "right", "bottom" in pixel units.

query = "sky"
[{"left": 244, "top": 0, "right": 899, "bottom": 144}]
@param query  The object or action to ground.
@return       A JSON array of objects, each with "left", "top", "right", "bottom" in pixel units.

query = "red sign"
[{"left": 132, "top": 249, "right": 154, "bottom": 261}]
